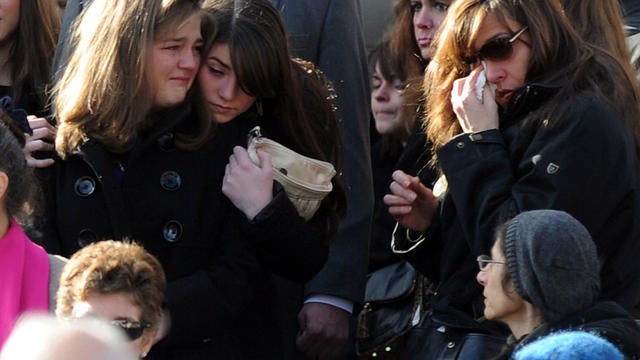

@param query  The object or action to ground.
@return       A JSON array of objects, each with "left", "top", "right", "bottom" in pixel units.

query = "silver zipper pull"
[{"left": 249, "top": 126, "right": 262, "bottom": 139}]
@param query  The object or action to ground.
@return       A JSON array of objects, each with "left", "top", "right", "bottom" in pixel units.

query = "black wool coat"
[
  {"left": 393, "top": 85, "right": 640, "bottom": 332},
  {"left": 35, "top": 103, "right": 263, "bottom": 359}
]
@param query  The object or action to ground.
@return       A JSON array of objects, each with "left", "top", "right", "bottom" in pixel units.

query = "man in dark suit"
[{"left": 271, "top": 1, "right": 373, "bottom": 359}]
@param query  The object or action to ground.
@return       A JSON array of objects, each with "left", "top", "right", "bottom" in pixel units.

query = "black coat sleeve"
[{"left": 240, "top": 183, "right": 329, "bottom": 283}]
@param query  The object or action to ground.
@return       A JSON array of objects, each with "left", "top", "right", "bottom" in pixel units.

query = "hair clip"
[{"left": 0, "top": 96, "right": 32, "bottom": 135}]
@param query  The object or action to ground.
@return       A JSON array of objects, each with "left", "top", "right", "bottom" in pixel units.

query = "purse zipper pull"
[{"left": 248, "top": 126, "right": 262, "bottom": 142}]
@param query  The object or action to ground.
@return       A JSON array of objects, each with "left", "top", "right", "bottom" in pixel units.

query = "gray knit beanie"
[{"left": 503, "top": 210, "right": 600, "bottom": 324}]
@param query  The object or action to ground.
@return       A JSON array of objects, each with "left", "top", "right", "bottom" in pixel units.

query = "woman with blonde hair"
[
  {"left": 52, "top": 0, "right": 210, "bottom": 156},
  {"left": 36, "top": 0, "right": 261, "bottom": 358},
  {"left": 385, "top": 0, "right": 640, "bottom": 357}
]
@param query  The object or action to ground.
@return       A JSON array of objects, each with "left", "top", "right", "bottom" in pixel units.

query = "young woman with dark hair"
[
  {"left": 368, "top": 0, "right": 455, "bottom": 272},
  {"left": 199, "top": 0, "right": 346, "bottom": 270},
  {"left": 197, "top": 0, "right": 347, "bottom": 357}
]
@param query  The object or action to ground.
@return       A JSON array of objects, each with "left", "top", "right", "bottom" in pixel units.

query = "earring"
[
  {"left": 141, "top": 352, "right": 147, "bottom": 358},
  {"left": 256, "top": 99, "right": 263, "bottom": 117}
]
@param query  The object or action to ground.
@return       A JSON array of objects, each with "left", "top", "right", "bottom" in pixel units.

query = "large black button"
[
  {"left": 74, "top": 176, "right": 96, "bottom": 197},
  {"left": 163, "top": 220, "right": 183, "bottom": 242},
  {"left": 77, "top": 229, "right": 98, "bottom": 248},
  {"left": 160, "top": 171, "right": 182, "bottom": 191}
]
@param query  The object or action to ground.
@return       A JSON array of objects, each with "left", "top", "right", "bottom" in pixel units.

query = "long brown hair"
[
  {"left": 561, "top": 0, "right": 639, "bottom": 91},
  {"left": 53, "top": 0, "right": 206, "bottom": 157},
  {"left": 424, "top": 0, "right": 640, "bottom": 162},
  {"left": 562, "top": 0, "right": 630, "bottom": 65},
  {"left": 201, "top": 0, "right": 347, "bottom": 239},
  {"left": 387, "top": 0, "right": 432, "bottom": 127},
  {"left": 388, "top": 0, "right": 426, "bottom": 78}
]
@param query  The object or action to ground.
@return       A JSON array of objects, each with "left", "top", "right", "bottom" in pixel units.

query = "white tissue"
[
  {"left": 475, "top": 61, "right": 497, "bottom": 103},
  {"left": 475, "top": 70, "right": 486, "bottom": 103}
]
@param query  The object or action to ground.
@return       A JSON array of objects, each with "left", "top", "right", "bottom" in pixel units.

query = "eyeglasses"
[
  {"left": 476, "top": 255, "right": 506, "bottom": 271},
  {"left": 111, "top": 319, "right": 151, "bottom": 341},
  {"left": 468, "top": 26, "right": 528, "bottom": 63}
]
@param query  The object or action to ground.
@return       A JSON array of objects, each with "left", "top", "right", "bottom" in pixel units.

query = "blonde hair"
[{"left": 53, "top": 0, "right": 204, "bottom": 156}]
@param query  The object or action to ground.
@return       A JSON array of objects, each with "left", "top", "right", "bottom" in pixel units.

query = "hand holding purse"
[{"left": 246, "top": 126, "right": 336, "bottom": 220}]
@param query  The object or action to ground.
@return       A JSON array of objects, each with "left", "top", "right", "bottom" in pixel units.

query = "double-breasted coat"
[{"left": 36, "top": 103, "right": 263, "bottom": 359}]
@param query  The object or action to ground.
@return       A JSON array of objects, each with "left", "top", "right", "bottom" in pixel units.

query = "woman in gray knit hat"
[{"left": 476, "top": 209, "right": 640, "bottom": 359}]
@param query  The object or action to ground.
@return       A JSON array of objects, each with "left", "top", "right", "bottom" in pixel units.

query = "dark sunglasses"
[
  {"left": 468, "top": 26, "right": 528, "bottom": 63},
  {"left": 111, "top": 319, "right": 151, "bottom": 341}
]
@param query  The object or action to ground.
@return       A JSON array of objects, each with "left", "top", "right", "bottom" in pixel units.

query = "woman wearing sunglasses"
[
  {"left": 476, "top": 210, "right": 640, "bottom": 359},
  {"left": 56, "top": 240, "right": 166, "bottom": 359},
  {"left": 385, "top": 0, "right": 640, "bottom": 358}
]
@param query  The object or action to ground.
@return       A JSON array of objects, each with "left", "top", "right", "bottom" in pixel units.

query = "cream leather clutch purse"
[{"left": 247, "top": 126, "right": 336, "bottom": 220}]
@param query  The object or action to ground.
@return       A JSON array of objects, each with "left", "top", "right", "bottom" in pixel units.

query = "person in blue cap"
[{"left": 513, "top": 331, "right": 624, "bottom": 360}]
